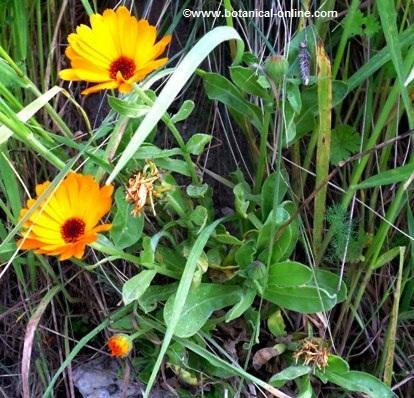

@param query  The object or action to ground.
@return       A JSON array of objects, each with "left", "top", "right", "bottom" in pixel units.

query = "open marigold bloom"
[
  {"left": 59, "top": 6, "right": 171, "bottom": 95},
  {"left": 18, "top": 173, "right": 113, "bottom": 261},
  {"left": 107, "top": 334, "right": 133, "bottom": 358}
]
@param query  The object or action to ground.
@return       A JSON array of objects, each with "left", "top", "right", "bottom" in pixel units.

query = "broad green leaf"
[
  {"left": 353, "top": 163, "right": 414, "bottom": 189},
  {"left": 122, "top": 270, "right": 157, "bottom": 305},
  {"left": 310, "top": 269, "right": 347, "bottom": 303},
  {"left": 164, "top": 283, "right": 242, "bottom": 337},
  {"left": 110, "top": 188, "right": 144, "bottom": 249},
  {"left": 268, "top": 261, "right": 312, "bottom": 287},
  {"left": 269, "top": 365, "right": 312, "bottom": 387},
  {"left": 316, "top": 355, "right": 396, "bottom": 398},
  {"left": 256, "top": 208, "right": 289, "bottom": 250},
  {"left": 229, "top": 66, "right": 271, "bottom": 99},
  {"left": 186, "top": 133, "right": 212, "bottom": 155},
  {"left": 171, "top": 100, "right": 195, "bottom": 123},
  {"left": 262, "top": 285, "right": 336, "bottom": 313}
]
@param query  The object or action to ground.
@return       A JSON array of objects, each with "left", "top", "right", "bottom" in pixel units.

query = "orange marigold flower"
[
  {"left": 107, "top": 334, "right": 133, "bottom": 358},
  {"left": 59, "top": 6, "right": 171, "bottom": 95},
  {"left": 18, "top": 173, "right": 113, "bottom": 261}
]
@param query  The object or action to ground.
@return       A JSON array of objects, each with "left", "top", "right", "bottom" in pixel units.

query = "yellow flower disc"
[
  {"left": 59, "top": 6, "right": 171, "bottom": 95},
  {"left": 107, "top": 334, "right": 133, "bottom": 358},
  {"left": 18, "top": 173, "right": 113, "bottom": 261}
]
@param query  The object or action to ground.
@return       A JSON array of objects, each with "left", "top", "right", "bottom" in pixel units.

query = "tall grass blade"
[{"left": 143, "top": 218, "right": 224, "bottom": 398}]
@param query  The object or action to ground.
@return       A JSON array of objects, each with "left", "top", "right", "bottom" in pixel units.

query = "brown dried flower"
[{"left": 292, "top": 337, "right": 330, "bottom": 370}]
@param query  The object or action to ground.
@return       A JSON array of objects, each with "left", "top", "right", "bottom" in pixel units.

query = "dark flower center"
[
  {"left": 61, "top": 217, "right": 86, "bottom": 243},
  {"left": 109, "top": 56, "right": 136, "bottom": 80}
]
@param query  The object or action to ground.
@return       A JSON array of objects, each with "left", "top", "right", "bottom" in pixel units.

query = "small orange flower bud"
[{"left": 107, "top": 334, "right": 133, "bottom": 358}]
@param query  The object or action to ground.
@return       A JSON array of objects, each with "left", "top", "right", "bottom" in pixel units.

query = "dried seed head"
[{"left": 293, "top": 337, "right": 330, "bottom": 370}]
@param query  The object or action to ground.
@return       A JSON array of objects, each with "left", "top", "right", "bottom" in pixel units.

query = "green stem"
[{"left": 254, "top": 111, "right": 271, "bottom": 193}]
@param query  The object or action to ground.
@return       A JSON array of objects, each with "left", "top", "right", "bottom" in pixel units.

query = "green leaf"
[
  {"left": 287, "top": 82, "right": 302, "bottom": 113},
  {"left": 214, "top": 232, "right": 244, "bottom": 245},
  {"left": 330, "top": 125, "right": 360, "bottom": 165},
  {"left": 257, "top": 208, "right": 289, "bottom": 250},
  {"left": 262, "top": 266, "right": 346, "bottom": 314},
  {"left": 186, "top": 183, "right": 208, "bottom": 198},
  {"left": 316, "top": 355, "right": 397, "bottom": 398},
  {"left": 138, "top": 283, "right": 178, "bottom": 313},
  {"left": 229, "top": 66, "right": 271, "bottom": 99},
  {"left": 372, "top": 246, "right": 402, "bottom": 270},
  {"left": 233, "top": 182, "right": 250, "bottom": 218},
  {"left": 155, "top": 157, "right": 191, "bottom": 176},
  {"left": 108, "top": 96, "right": 150, "bottom": 118},
  {"left": 269, "top": 365, "right": 312, "bottom": 387},
  {"left": 235, "top": 240, "right": 256, "bottom": 268},
  {"left": 352, "top": 163, "right": 414, "bottom": 189},
  {"left": 267, "top": 309, "right": 286, "bottom": 337},
  {"left": 225, "top": 288, "right": 256, "bottom": 322},
  {"left": 122, "top": 270, "right": 157, "bottom": 305},
  {"left": 171, "top": 100, "right": 195, "bottom": 123},
  {"left": 110, "top": 188, "right": 144, "bottom": 249},
  {"left": 268, "top": 261, "right": 312, "bottom": 287},
  {"left": 164, "top": 283, "right": 242, "bottom": 338},
  {"left": 189, "top": 206, "right": 208, "bottom": 230},
  {"left": 133, "top": 143, "right": 182, "bottom": 160},
  {"left": 186, "top": 133, "right": 212, "bottom": 155},
  {"left": 261, "top": 172, "right": 288, "bottom": 219},
  {"left": 202, "top": 72, "right": 263, "bottom": 130}
]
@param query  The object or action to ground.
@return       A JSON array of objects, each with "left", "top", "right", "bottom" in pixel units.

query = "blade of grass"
[
  {"left": 382, "top": 247, "right": 405, "bottom": 386},
  {"left": 106, "top": 26, "right": 244, "bottom": 184},
  {"left": 0, "top": 86, "right": 63, "bottom": 145},
  {"left": 22, "top": 285, "right": 61, "bottom": 398},
  {"left": 143, "top": 218, "right": 224, "bottom": 398}
]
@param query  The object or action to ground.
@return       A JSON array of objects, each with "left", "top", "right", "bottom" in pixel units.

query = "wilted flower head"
[
  {"left": 18, "top": 173, "right": 113, "bottom": 261},
  {"left": 59, "top": 6, "right": 171, "bottom": 95},
  {"left": 293, "top": 337, "right": 330, "bottom": 370}
]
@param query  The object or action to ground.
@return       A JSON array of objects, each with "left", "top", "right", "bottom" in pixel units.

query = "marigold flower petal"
[
  {"left": 59, "top": 6, "right": 171, "bottom": 95},
  {"left": 18, "top": 173, "right": 113, "bottom": 260}
]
